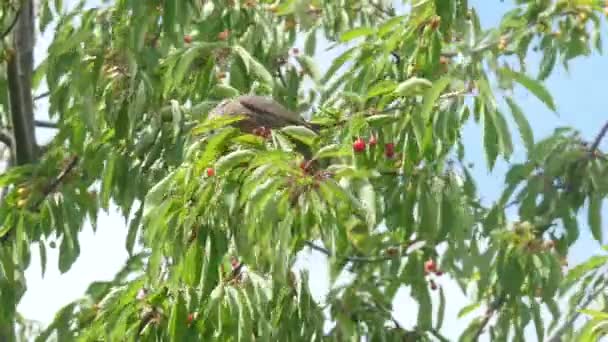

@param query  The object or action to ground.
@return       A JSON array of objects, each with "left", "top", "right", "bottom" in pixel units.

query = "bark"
[
  {"left": 1, "top": 0, "right": 37, "bottom": 339},
  {"left": 7, "top": 0, "right": 37, "bottom": 166}
]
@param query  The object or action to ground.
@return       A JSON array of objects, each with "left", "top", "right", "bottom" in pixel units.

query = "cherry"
[
  {"left": 187, "top": 312, "right": 195, "bottom": 325},
  {"left": 369, "top": 135, "right": 378, "bottom": 146},
  {"left": 353, "top": 138, "right": 366, "bottom": 152},
  {"left": 253, "top": 126, "right": 271, "bottom": 138},
  {"left": 384, "top": 143, "right": 395, "bottom": 158},
  {"left": 385, "top": 246, "right": 399, "bottom": 256},
  {"left": 231, "top": 256, "right": 240, "bottom": 269},
  {"left": 206, "top": 168, "right": 215, "bottom": 177},
  {"left": 429, "top": 16, "right": 441, "bottom": 30},
  {"left": 183, "top": 35, "right": 193, "bottom": 44},
  {"left": 218, "top": 29, "right": 230, "bottom": 41},
  {"left": 424, "top": 259, "right": 437, "bottom": 274},
  {"left": 300, "top": 160, "right": 313, "bottom": 173}
]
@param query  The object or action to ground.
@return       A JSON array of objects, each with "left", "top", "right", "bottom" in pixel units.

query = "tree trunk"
[{"left": 1, "top": 0, "right": 37, "bottom": 340}]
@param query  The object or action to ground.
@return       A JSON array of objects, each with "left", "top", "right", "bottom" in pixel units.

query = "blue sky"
[{"left": 18, "top": 0, "right": 608, "bottom": 340}]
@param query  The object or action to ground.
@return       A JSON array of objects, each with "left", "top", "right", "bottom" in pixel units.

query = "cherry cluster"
[{"left": 352, "top": 136, "right": 396, "bottom": 158}]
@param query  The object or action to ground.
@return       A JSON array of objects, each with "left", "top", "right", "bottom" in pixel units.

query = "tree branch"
[
  {"left": 472, "top": 294, "right": 506, "bottom": 341},
  {"left": 0, "top": 129, "right": 13, "bottom": 147},
  {"left": 33, "top": 155, "right": 79, "bottom": 208},
  {"left": 304, "top": 240, "right": 410, "bottom": 263},
  {"left": 589, "top": 120, "right": 608, "bottom": 154},
  {"left": 547, "top": 284, "right": 607, "bottom": 342},
  {"left": 33, "top": 91, "right": 50, "bottom": 101},
  {"left": 0, "top": 7, "right": 21, "bottom": 41},
  {"left": 34, "top": 120, "right": 58, "bottom": 129},
  {"left": 6, "top": 0, "right": 37, "bottom": 165}
]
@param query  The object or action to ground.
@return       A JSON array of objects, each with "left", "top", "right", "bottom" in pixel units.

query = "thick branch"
[{"left": 6, "top": 0, "right": 37, "bottom": 165}]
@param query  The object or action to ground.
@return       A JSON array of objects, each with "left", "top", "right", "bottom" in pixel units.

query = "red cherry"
[
  {"left": 183, "top": 35, "right": 193, "bottom": 44},
  {"left": 424, "top": 259, "right": 437, "bottom": 274},
  {"left": 369, "top": 135, "right": 378, "bottom": 146},
  {"left": 300, "top": 160, "right": 312, "bottom": 173},
  {"left": 187, "top": 313, "right": 194, "bottom": 324},
  {"left": 353, "top": 138, "right": 366, "bottom": 152},
  {"left": 384, "top": 143, "right": 395, "bottom": 158},
  {"left": 231, "top": 256, "right": 240, "bottom": 268},
  {"left": 206, "top": 168, "right": 215, "bottom": 177},
  {"left": 218, "top": 29, "right": 230, "bottom": 40}
]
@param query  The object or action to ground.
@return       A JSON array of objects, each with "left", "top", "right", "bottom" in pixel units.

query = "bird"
[
  {"left": 208, "top": 95, "right": 321, "bottom": 159},
  {"left": 208, "top": 95, "right": 319, "bottom": 134}
]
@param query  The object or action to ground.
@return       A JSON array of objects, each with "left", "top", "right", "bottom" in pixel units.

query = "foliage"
[{"left": 0, "top": 0, "right": 607, "bottom": 341}]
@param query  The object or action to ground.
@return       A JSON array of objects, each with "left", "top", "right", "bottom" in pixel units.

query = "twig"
[
  {"left": 304, "top": 240, "right": 406, "bottom": 263},
  {"left": 34, "top": 119, "right": 58, "bottom": 129},
  {"left": 0, "top": 7, "right": 21, "bottom": 41},
  {"left": 33, "top": 155, "right": 79, "bottom": 207},
  {"left": 33, "top": 91, "right": 50, "bottom": 101},
  {"left": 374, "top": 89, "right": 469, "bottom": 115},
  {"left": 472, "top": 294, "right": 506, "bottom": 341},
  {"left": 430, "top": 329, "right": 451, "bottom": 342},
  {"left": 547, "top": 284, "right": 606, "bottom": 342},
  {"left": 589, "top": 120, "right": 608, "bottom": 154},
  {"left": 0, "top": 129, "right": 13, "bottom": 147},
  {"left": 368, "top": 1, "right": 394, "bottom": 17}
]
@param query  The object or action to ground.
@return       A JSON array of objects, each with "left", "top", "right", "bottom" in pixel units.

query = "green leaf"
[
  {"left": 39, "top": 242, "right": 47, "bottom": 278},
  {"left": 215, "top": 150, "right": 256, "bottom": 174},
  {"left": 340, "top": 27, "right": 374, "bottom": 42},
  {"left": 531, "top": 301, "right": 544, "bottom": 342},
  {"left": 502, "top": 68, "right": 556, "bottom": 111},
  {"left": 143, "top": 170, "right": 177, "bottom": 220},
  {"left": 233, "top": 45, "right": 274, "bottom": 86},
  {"left": 436, "top": 286, "right": 446, "bottom": 331},
  {"left": 173, "top": 47, "right": 202, "bottom": 88},
  {"left": 296, "top": 55, "right": 321, "bottom": 83},
  {"left": 356, "top": 179, "right": 376, "bottom": 227},
  {"left": 565, "top": 255, "right": 608, "bottom": 286},
  {"left": 322, "top": 46, "right": 356, "bottom": 83},
  {"left": 367, "top": 80, "right": 397, "bottom": 98},
  {"left": 365, "top": 114, "right": 398, "bottom": 126},
  {"left": 538, "top": 43, "right": 557, "bottom": 81},
  {"left": 314, "top": 144, "right": 350, "bottom": 159},
  {"left": 588, "top": 194, "right": 603, "bottom": 244},
  {"left": 393, "top": 77, "right": 433, "bottom": 96},
  {"left": 304, "top": 28, "right": 317, "bottom": 55},
  {"left": 483, "top": 108, "right": 499, "bottom": 170},
  {"left": 168, "top": 292, "right": 187, "bottom": 341},
  {"left": 192, "top": 115, "right": 247, "bottom": 135},
  {"left": 420, "top": 77, "right": 450, "bottom": 120},
  {"left": 281, "top": 125, "right": 318, "bottom": 146},
  {"left": 494, "top": 110, "right": 513, "bottom": 158},
  {"left": 505, "top": 97, "right": 534, "bottom": 153},
  {"left": 210, "top": 84, "right": 240, "bottom": 99}
]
